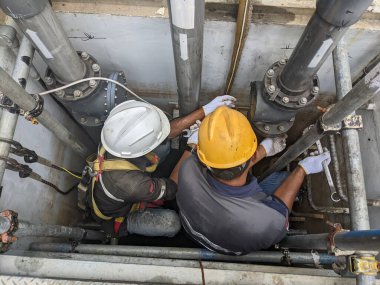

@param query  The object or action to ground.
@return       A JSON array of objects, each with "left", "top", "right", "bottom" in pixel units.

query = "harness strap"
[{"left": 88, "top": 146, "right": 159, "bottom": 221}]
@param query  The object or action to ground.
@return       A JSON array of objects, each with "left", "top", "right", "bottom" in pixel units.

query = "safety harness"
[{"left": 84, "top": 146, "right": 159, "bottom": 221}]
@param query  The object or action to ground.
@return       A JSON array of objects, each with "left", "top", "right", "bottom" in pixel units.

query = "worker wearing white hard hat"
[{"left": 86, "top": 96, "right": 236, "bottom": 238}]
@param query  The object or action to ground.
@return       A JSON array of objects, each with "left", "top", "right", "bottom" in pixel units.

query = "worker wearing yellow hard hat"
[{"left": 171, "top": 104, "right": 331, "bottom": 255}]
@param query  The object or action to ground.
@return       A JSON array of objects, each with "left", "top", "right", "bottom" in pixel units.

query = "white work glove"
[
  {"left": 202, "top": 95, "right": 236, "bottom": 116},
  {"left": 187, "top": 120, "right": 201, "bottom": 145},
  {"left": 298, "top": 150, "right": 331, "bottom": 175},
  {"left": 260, "top": 136, "right": 287, "bottom": 157}
]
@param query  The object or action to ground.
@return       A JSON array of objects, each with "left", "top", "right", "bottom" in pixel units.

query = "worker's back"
[{"left": 177, "top": 155, "right": 287, "bottom": 255}]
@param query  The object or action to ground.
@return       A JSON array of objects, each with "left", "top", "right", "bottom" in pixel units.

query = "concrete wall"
[{"left": 54, "top": 13, "right": 380, "bottom": 108}]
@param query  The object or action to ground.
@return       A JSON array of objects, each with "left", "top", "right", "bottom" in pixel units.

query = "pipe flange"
[
  {"left": 253, "top": 120, "right": 294, "bottom": 138},
  {"left": 46, "top": 51, "right": 101, "bottom": 102},
  {"left": 263, "top": 59, "right": 320, "bottom": 110}
]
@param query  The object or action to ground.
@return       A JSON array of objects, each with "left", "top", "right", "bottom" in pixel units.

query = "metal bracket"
[
  {"left": 327, "top": 223, "right": 355, "bottom": 256},
  {"left": 349, "top": 255, "right": 379, "bottom": 276},
  {"left": 342, "top": 114, "right": 363, "bottom": 130},
  {"left": 0, "top": 210, "right": 18, "bottom": 253}
]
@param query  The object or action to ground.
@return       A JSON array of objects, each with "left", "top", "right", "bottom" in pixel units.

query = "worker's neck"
[{"left": 216, "top": 172, "right": 248, "bottom": 187}]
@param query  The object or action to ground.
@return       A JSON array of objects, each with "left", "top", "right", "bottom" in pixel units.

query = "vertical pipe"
[
  {"left": 0, "top": 0, "right": 86, "bottom": 83},
  {"left": 332, "top": 40, "right": 375, "bottom": 285},
  {"left": 0, "top": 37, "right": 34, "bottom": 186},
  {"left": 333, "top": 41, "right": 370, "bottom": 231},
  {"left": 168, "top": 0, "right": 204, "bottom": 116}
]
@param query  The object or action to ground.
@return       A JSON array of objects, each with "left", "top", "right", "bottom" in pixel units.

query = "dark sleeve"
[
  {"left": 102, "top": 170, "right": 177, "bottom": 204},
  {"left": 262, "top": 195, "right": 289, "bottom": 217}
]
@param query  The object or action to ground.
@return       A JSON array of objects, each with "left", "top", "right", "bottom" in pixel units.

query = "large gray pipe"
[
  {"left": 0, "top": 66, "right": 91, "bottom": 156},
  {"left": 168, "top": 0, "right": 204, "bottom": 116},
  {"left": 0, "top": 0, "right": 86, "bottom": 83},
  {"left": 279, "top": 0, "right": 373, "bottom": 94}
]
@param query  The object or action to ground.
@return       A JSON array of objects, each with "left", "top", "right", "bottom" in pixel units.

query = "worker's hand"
[
  {"left": 298, "top": 151, "right": 331, "bottom": 175},
  {"left": 202, "top": 95, "right": 236, "bottom": 116},
  {"left": 260, "top": 135, "right": 287, "bottom": 157},
  {"left": 187, "top": 121, "right": 201, "bottom": 145}
]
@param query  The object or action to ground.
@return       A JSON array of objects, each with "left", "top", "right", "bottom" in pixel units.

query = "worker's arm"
[
  {"left": 168, "top": 95, "right": 236, "bottom": 138},
  {"left": 273, "top": 151, "right": 331, "bottom": 211},
  {"left": 170, "top": 146, "right": 194, "bottom": 184}
]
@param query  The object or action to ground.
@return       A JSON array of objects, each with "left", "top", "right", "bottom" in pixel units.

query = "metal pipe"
[
  {"left": 0, "top": 254, "right": 352, "bottom": 285},
  {"left": 306, "top": 176, "right": 349, "bottom": 214},
  {"left": 0, "top": 0, "right": 86, "bottom": 83},
  {"left": 280, "top": 229, "right": 380, "bottom": 252},
  {"left": 332, "top": 41, "right": 371, "bottom": 231},
  {"left": 279, "top": 0, "right": 372, "bottom": 93},
  {"left": 333, "top": 41, "right": 376, "bottom": 285},
  {"left": 17, "top": 221, "right": 104, "bottom": 241},
  {"left": 0, "top": 37, "right": 34, "bottom": 187},
  {"left": 259, "top": 56, "right": 380, "bottom": 180},
  {"left": 168, "top": 0, "right": 204, "bottom": 116},
  {"left": 0, "top": 66, "right": 91, "bottom": 156},
  {"left": 29, "top": 243, "right": 344, "bottom": 265},
  {"left": 329, "top": 134, "right": 348, "bottom": 202}
]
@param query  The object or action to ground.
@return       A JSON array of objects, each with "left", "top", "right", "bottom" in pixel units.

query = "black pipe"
[
  {"left": 279, "top": 0, "right": 372, "bottom": 94},
  {"left": 259, "top": 58, "right": 380, "bottom": 180}
]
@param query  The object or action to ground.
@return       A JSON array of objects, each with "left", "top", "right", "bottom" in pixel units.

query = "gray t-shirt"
[{"left": 177, "top": 155, "right": 287, "bottom": 255}]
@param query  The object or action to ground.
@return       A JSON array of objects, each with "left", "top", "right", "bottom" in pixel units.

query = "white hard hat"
[{"left": 101, "top": 100, "right": 170, "bottom": 158}]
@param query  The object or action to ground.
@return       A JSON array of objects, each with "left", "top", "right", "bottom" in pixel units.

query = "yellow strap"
[
  {"left": 91, "top": 178, "right": 113, "bottom": 220},
  {"left": 91, "top": 146, "right": 159, "bottom": 173}
]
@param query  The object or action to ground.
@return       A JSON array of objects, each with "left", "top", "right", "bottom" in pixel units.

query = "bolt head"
[
  {"left": 94, "top": 118, "right": 100, "bottom": 124},
  {"left": 268, "top": 84, "right": 276, "bottom": 93},
  {"left": 80, "top": 117, "right": 87, "bottom": 123},
  {"left": 278, "top": 125, "right": 285, "bottom": 131},
  {"left": 266, "top": 69, "right": 275, "bottom": 77},
  {"left": 92, "top": 63, "right": 100, "bottom": 72},
  {"left": 299, "top": 97, "right": 307, "bottom": 105},
  {"left": 279, "top": 59, "right": 286, "bottom": 65},
  {"left": 44, "top": 76, "right": 54, "bottom": 85},
  {"left": 104, "top": 103, "right": 107, "bottom": 106},
  {"left": 73, "top": 90, "right": 82, "bottom": 98},
  {"left": 55, "top": 90, "right": 65, "bottom": 97},
  {"left": 311, "top": 86, "right": 319, "bottom": 95},
  {"left": 282, "top": 96, "right": 290, "bottom": 104},
  {"left": 264, "top": 125, "right": 270, "bottom": 131},
  {"left": 81, "top": 52, "right": 89, "bottom": 60},
  {"left": 89, "top": 79, "right": 97, "bottom": 88}
]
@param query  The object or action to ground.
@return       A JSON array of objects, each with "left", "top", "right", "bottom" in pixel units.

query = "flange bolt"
[
  {"left": 264, "top": 125, "right": 270, "bottom": 132},
  {"left": 92, "top": 63, "right": 100, "bottom": 72},
  {"left": 266, "top": 69, "right": 275, "bottom": 78},
  {"left": 279, "top": 59, "right": 286, "bottom": 65},
  {"left": 298, "top": 97, "right": 307, "bottom": 105},
  {"left": 311, "top": 86, "right": 319, "bottom": 95},
  {"left": 278, "top": 125, "right": 285, "bottom": 131},
  {"left": 44, "top": 76, "right": 54, "bottom": 85},
  {"left": 268, "top": 84, "right": 276, "bottom": 93},
  {"left": 73, "top": 90, "right": 83, "bottom": 98},
  {"left": 81, "top": 52, "right": 90, "bottom": 60},
  {"left": 282, "top": 96, "right": 290, "bottom": 104},
  {"left": 89, "top": 79, "right": 97, "bottom": 88}
]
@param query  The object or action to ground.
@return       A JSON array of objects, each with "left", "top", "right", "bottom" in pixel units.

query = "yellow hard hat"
[{"left": 197, "top": 106, "right": 258, "bottom": 169}]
